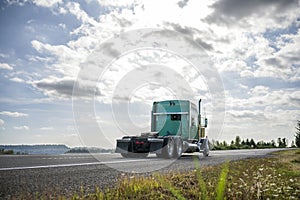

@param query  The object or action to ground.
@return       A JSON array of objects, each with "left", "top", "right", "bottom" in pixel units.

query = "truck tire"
[
  {"left": 174, "top": 138, "right": 183, "bottom": 158},
  {"left": 161, "top": 137, "right": 175, "bottom": 159},
  {"left": 202, "top": 140, "right": 209, "bottom": 157},
  {"left": 203, "top": 149, "right": 209, "bottom": 157}
]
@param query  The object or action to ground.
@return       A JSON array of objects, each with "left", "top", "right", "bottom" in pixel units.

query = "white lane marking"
[
  {"left": 0, "top": 159, "right": 150, "bottom": 171},
  {"left": 41, "top": 156, "right": 93, "bottom": 160}
]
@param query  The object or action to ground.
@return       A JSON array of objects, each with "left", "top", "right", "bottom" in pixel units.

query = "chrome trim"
[{"left": 153, "top": 112, "right": 189, "bottom": 115}]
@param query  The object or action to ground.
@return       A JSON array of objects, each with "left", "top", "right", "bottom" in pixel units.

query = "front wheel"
[
  {"left": 203, "top": 140, "right": 209, "bottom": 157},
  {"left": 203, "top": 149, "right": 209, "bottom": 157}
]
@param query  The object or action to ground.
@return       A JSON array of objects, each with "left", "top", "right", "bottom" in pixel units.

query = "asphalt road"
[{"left": 0, "top": 148, "right": 285, "bottom": 199}]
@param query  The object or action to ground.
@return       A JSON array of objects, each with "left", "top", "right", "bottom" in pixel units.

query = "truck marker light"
[{"left": 135, "top": 141, "right": 144, "bottom": 145}]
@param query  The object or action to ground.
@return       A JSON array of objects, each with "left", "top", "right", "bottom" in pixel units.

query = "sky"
[{"left": 0, "top": 0, "right": 299, "bottom": 148}]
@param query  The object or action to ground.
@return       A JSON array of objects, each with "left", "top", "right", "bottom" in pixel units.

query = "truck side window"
[{"left": 171, "top": 114, "right": 181, "bottom": 121}]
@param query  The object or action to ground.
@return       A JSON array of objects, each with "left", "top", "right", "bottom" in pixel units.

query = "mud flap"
[
  {"left": 148, "top": 138, "right": 164, "bottom": 154},
  {"left": 115, "top": 139, "right": 130, "bottom": 153}
]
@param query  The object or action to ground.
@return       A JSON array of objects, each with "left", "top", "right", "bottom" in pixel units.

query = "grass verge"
[{"left": 26, "top": 150, "right": 300, "bottom": 199}]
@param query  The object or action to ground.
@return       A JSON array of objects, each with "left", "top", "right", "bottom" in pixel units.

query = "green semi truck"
[{"left": 115, "top": 99, "right": 209, "bottom": 159}]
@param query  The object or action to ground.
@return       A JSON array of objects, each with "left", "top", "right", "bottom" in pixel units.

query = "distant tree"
[
  {"left": 295, "top": 120, "right": 300, "bottom": 148},
  {"left": 5, "top": 150, "right": 14, "bottom": 155},
  {"left": 246, "top": 138, "right": 250, "bottom": 146},
  {"left": 257, "top": 141, "right": 264, "bottom": 147},
  {"left": 277, "top": 138, "right": 283, "bottom": 147},
  {"left": 271, "top": 140, "right": 276, "bottom": 147},
  {"left": 291, "top": 141, "right": 296, "bottom": 148},
  {"left": 235, "top": 136, "right": 241, "bottom": 147},
  {"left": 250, "top": 139, "right": 256, "bottom": 148},
  {"left": 282, "top": 138, "right": 287, "bottom": 148},
  {"left": 0, "top": 149, "right": 14, "bottom": 155},
  {"left": 241, "top": 140, "right": 245, "bottom": 145}
]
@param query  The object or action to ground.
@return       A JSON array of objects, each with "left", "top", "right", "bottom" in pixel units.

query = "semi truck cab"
[{"left": 116, "top": 99, "right": 209, "bottom": 158}]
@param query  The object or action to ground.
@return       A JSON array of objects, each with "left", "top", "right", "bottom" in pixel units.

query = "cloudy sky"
[{"left": 0, "top": 0, "right": 299, "bottom": 148}]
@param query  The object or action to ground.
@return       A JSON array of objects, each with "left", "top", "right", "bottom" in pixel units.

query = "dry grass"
[{"left": 274, "top": 149, "right": 300, "bottom": 172}]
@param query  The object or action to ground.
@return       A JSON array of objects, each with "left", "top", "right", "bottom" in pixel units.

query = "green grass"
[
  {"left": 216, "top": 161, "right": 229, "bottom": 200},
  {"left": 18, "top": 150, "right": 300, "bottom": 199}
]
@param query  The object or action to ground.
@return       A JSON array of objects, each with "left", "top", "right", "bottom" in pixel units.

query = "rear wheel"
[
  {"left": 174, "top": 138, "right": 183, "bottom": 158},
  {"left": 162, "top": 138, "right": 175, "bottom": 159}
]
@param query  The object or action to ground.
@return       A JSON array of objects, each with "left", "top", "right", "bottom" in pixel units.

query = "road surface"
[{"left": 0, "top": 148, "right": 285, "bottom": 199}]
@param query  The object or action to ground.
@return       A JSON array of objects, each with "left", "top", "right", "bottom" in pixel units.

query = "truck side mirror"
[{"left": 204, "top": 118, "right": 208, "bottom": 127}]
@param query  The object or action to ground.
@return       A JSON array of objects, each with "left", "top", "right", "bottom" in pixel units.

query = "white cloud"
[
  {"left": 239, "top": 84, "right": 248, "bottom": 90},
  {"left": 66, "top": 2, "right": 98, "bottom": 26},
  {"left": 97, "top": 0, "right": 135, "bottom": 7},
  {"left": 249, "top": 85, "right": 269, "bottom": 96},
  {"left": 31, "top": 40, "right": 82, "bottom": 76},
  {"left": 227, "top": 110, "right": 267, "bottom": 121},
  {"left": 0, "top": 63, "right": 13, "bottom": 70},
  {"left": 33, "top": 76, "right": 75, "bottom": 98},
  {"left": 10, "top": 77, "right": 25, "bottom": 83},
  {"left": 0, "top": 111, "right": 28, "bottom": 117},
  {"left": 227, "top": 89, "right": 288, "bottom": 109},
  {"left": 218, "top": 60, "right": 248, "bottom": 72},
  {"left": 14, "top": 125, "right": 30, "bottom": 130},
  {"left": 0, "top": 119, "right": 4, "bottom": 126},
  {"left": 253, "top": 30, "right": 300, "bottom": 81},
  {"left": 240, "top": 70, "right": 254, "bottom": 78},
  {"left": 33, "top": 0, "right": 62, "bottom": 8},
  {"left": 223, "top": 107, "right": 299, "bottom": 142},
  {"left": 58, "top": 23, "right": 66, "bottom": 29},
  {"left": 0, "top": 53, "right": 9, "bottom": 58},
  {"left": 58, "top": 7, "right": 67, "bottom": 14},
  {"left": 40, "top": 126, "right": 54, "bottom": 130},
  {"left": 5, "top": 0, "right": 28, "bottom": 6},
  {"left": 205, "top": 0, "right": 299, "bottom": 33}
]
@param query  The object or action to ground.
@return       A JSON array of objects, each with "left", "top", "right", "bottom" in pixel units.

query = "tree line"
[
  {"left": 211, "top": 136, "right": 294, "bottom": 151},
  {"left": 212, "top": 120, "right": 300, "bottom": 150},
  {"left": 0, "top": 149, "right": 14, "bottom": 155}
]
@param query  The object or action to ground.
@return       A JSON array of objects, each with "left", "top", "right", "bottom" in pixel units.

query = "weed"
[
  {"left": 193, "top": 157, "right": 209, "bottom": 200},
  {"left": 291, "top": 159, "right": 300, "bottom": 163},
  {"left": 155, "top": 173, "right": 186, "bottom": 200},
  {"left": 216, "top": 161, "right": 229, "bottom": 200}
]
